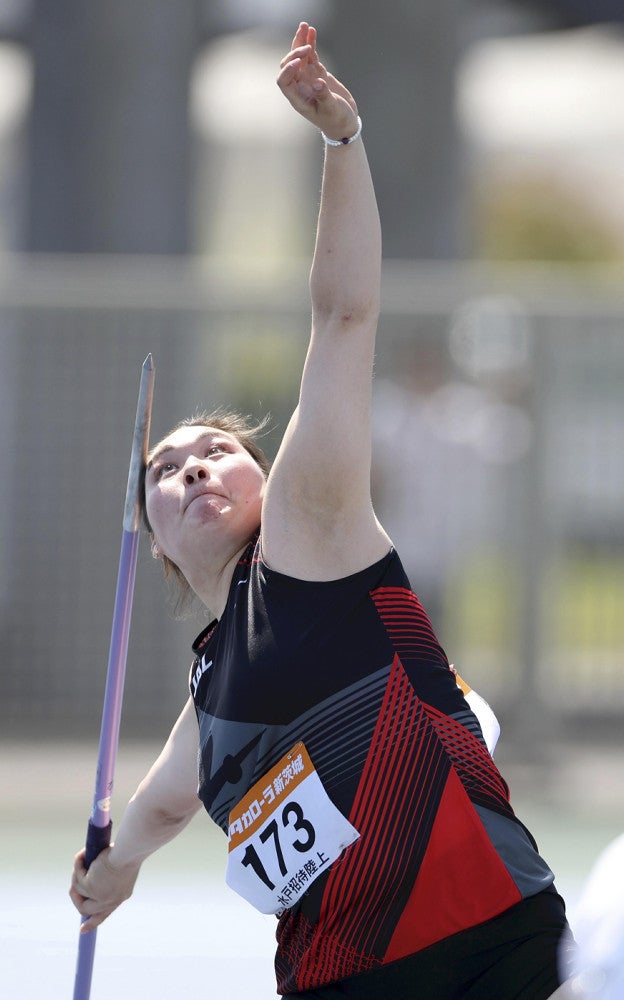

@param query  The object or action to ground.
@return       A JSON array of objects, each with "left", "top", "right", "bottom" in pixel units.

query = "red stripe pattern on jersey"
[
  {"left": 372, "top": 586, "right": 513, "bottom": 817},
  {"left": 275, "top": 584, "right": 522, "bottom": 994},
  {"left": 372, "top": 586, "right": 449, "bottom": 669},
  {"left": 292, "top": 652, "right": 450, "bottom": 989}
]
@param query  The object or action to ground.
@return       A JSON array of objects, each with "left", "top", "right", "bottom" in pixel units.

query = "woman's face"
[{"left": 144, "top": 424, "right": 266, "bottom": 571}]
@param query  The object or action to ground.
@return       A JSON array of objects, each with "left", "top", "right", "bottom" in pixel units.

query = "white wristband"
[{"left": 320, "top": 116, "right": 362, "bottom": 147}]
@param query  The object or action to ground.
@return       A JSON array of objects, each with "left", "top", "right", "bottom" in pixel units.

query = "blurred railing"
[{"left": 1, "top": 254, "right": 623, "bottom": 745}]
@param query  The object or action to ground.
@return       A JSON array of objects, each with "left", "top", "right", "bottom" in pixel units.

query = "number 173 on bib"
[{"left": 225, "top": 742, "right": 360, "bottom": 915}]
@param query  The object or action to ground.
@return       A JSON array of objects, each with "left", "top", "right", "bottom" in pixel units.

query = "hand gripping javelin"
[{"left": 72, "top": 354, "right": 155, "bottom": 1000}]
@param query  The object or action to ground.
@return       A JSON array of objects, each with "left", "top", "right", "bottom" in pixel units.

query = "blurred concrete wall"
[{"left": 26, "top": 0, "right": 198, "bottom": 254}]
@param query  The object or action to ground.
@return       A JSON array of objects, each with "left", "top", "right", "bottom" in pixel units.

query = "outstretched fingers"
[
  {"left": 278, "top": 21, "right": 324, "bottom": 92},
  {"left": 277, "top": 23, "right": 358, "bottom": 135},
  {"left": 280, "top": 20, "right": 318, "bottom": 71},
  {"left": 290, "top": 21, "right": 316, "bottom": 55}
]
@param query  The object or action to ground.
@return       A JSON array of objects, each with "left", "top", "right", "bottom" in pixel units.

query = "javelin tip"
[{"left": 122, "top": 355, "right": 155, "bottom": 532}]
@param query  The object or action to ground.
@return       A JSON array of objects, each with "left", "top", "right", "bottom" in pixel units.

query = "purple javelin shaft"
[
  {"left": 73, "top": 355, "right": 154, "bottom": 1000},
  {"left": 72, "top": 529, "right": 139, "bottom": 999}
]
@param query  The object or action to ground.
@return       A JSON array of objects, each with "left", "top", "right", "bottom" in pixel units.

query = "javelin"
[{"left": 72, "top": 354, "right": 155, "bottom": 1000}]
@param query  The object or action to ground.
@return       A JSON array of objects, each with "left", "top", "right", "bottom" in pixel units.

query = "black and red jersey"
[{"left": 190, "top": 537, "right": 554, "bottom": 995}]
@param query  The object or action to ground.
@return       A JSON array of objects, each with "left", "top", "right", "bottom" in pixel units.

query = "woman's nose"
[{"left": 184, "top": 462, "right": 208, "bottom": 485}]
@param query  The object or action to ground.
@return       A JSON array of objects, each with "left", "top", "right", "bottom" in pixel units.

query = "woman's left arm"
[
  {"left": 69, "top": 698, "right": 201, "bottom": 932},
  {"left": 263, "top": 23, "right": 390, "bottom": 580}
]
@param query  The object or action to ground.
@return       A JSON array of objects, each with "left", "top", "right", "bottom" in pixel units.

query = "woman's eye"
[
  {"left": 154, "top": 462, "right": 176, "bottom": 479},
  {"left": 207, "top": 444, "right": 225, "bottom": 456}
]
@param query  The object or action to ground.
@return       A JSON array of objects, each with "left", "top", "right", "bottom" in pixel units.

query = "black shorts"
[{"left": 282, "top": 889, "right": 575, "bottom": 1000}]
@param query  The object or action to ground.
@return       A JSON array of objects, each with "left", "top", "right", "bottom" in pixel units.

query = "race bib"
[{"left": 226, "top": 742, "right": 360, "bottom": 915}]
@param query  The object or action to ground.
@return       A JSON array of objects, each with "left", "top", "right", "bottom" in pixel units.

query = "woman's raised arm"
[{"left": 263, "top": 23, "right": 390, "bottom": 580}]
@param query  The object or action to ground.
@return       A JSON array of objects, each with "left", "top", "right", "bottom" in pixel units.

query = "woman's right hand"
[
  {"left": 277, "top": 22, "right": 359, "bottom": 141},
  {"left": 69, "top": 844, "right": 141, "bottom": 933}
]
